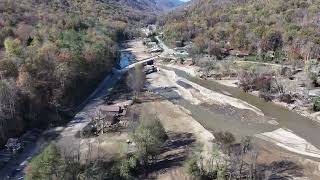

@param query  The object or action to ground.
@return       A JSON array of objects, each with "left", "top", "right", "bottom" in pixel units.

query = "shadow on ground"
[{"left": 148, "top": 132, "right": 195, "bottom": 174}]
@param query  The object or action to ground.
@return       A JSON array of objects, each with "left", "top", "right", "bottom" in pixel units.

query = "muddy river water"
[{"left": 159, "top": 66, "right": 320, "bottom": 157}]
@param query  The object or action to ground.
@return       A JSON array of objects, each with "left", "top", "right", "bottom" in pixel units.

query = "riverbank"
[
  {"left": 159, "top": 63, "right": 320, "bottom": 152},
  {"left": 148, "top": 64, "right": 320, "bottom": 179},
  {"left": 161, "top": 60, "right": 320, "bottom": 125},
  {"left": 112, "top": 38, "right": 320, "bottom": 179}
]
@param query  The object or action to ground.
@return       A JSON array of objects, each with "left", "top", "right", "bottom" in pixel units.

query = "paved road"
[
  {"left": 0, "top": 69, "right": 123, "bottom": 179},
  {"left": 0, "top": 54, "right": 153, "bottom": 179}
]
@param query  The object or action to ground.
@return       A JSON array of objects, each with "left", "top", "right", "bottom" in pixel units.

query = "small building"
[{"left": 230, "top": 50, "right": 249, "bottom": 57}]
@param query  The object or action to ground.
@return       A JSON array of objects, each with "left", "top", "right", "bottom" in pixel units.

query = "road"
[
  {"left": 0, "top": 70, "right": 122, "bottom": 179},
  {"left": 0, "top": 49, "right": 152, "bottom": 179},
  {"left": 2, "top": 35, "right": 319, "bottom": 179},
  {"left": 155, "top": 36, "right": 175, "bottom": 55}
]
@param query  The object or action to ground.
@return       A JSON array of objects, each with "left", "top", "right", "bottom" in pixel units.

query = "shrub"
[
  {"left": 76, "top": 162, "right": 108, "bottom": 180},
  {"left": 214, "top": 61, "right": 237, "bottom": 77},
  {"left": 185, "top": 151, "right": 227, "bottom": 180},
  {"left": 132, "top": 113, "right": 167, "bottom": 165},
  {"left": 265, "top": 31, "right": 283, "bottom": 52},
  {"left": 214, "top": 131, "right": 235, "bottom": 154},
  {"left": 313, "top": 97, "right": 320, "bottom": 112},
  {"left": 184, "top": 157, "right": 203, "bottom": 178},
  {"left": 0, "top": 27, "right": 14, "bottom": 48},
  {"left": 26, "top": 143, "right": 66, "bottom": 180},
  {"left": 255, "top": 73, "right": 273, "bottom": 92},
  {"left": 4, "top": 38, "right": 22, "bottom": 57},
  {"left": 279, "top": 93, "right": 294, "bottom": 104},
  {"left": 238, "top": 71, "right": 256, "bottom": 92},
  {"left": 0, "top": 59, "right": 18, "bottom": 78},
  {"left": 238, "top": 72, "right": 273, "bottom": 92},
  {"left": 259, "top": 91, "right": 274, "bottom": 102},
  {"left": 118, "top": 155, "right": 139, "bottom": 180},
  {"left": 217, "top": 164, "right": 227, "bottom": 180},
  {"left": 308, "top": 72, "right": 319, "bottom": 87}
]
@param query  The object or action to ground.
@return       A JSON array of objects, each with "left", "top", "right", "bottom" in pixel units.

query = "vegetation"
[
  {"left": 26, "top": 112, "right": 167, "bottom": 179},
  {"left": 160, "top": 0, "right": 320, "bottom": 61},
  {"left": 214, "top": 131, "right": 236, "bottom": 154},
  {"left": 127, "top": 64, "right": 146, "bottom": 98},
  {"left": 26, "top": 144, "right": 66, "bottom": 180},
  {"left": 313, "top": 97, "right": 320, "bottom": 112},
  {"left": 132, "top": 112, "right": 167, "bottom": 166},
  {"left": 0, "top": 0, "right": 157, "bottom": 146},
  {"left": 238, "top": 72, "right": 274, "bottom": 93},
  {"left": 185, "top": 131, "right": 260, "bottom": 180}
]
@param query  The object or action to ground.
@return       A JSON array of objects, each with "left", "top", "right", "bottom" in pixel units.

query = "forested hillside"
[
  {"left": 156, "top": 0, "right": 184, "bottom": 11},
  {"left": 160, "top": 0, "right": 320, "bottom": 60},
  {"left": 0, "top": 0, "right": 156, "bottom": 146}
]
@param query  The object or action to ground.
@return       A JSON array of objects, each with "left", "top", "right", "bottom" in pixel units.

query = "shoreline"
[
  {"left": 162, "top": 61, "right": 320, "bottom": 125},
  {"left": 159, "top": 61, "right": 320, "bottom": 161}
]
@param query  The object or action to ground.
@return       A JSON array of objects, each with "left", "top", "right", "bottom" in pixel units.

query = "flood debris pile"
[
  {"left": 143, "top": 35, "right": 163, "bottom": 53},
  {"left": 81, "top": 103, "right": 132, "bottom": 138},
  {"left": 0, "top": 130, "right": 41, "bottom": 169}
]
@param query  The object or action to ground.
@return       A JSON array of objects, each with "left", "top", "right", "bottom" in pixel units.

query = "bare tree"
[
  {"left": 126, "top": 64, "right": 146, "bottom": 97},
  {"left": 0, "top": 79, "right": 18, "bottom": 143}
]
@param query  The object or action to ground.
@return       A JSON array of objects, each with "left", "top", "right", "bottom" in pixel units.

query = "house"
[{"left": 230, "top": 50, "right": 249, "bottom": 57}]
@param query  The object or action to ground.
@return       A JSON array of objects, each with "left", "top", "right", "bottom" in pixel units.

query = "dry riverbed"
[
  {"left": 122, "top": 39, "right": 320, "bottom": 179},
  {"left": 145, "top": 66, "right": 320, "bottom": 179},
  {"left": 163, "top": 60, "right": 320, "bottom": 125}
]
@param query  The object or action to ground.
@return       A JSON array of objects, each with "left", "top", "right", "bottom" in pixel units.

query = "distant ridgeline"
[{"left": 160, "top": 0, "right": 320, "bottom": 60}]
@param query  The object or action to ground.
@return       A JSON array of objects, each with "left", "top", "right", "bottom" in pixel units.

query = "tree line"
[
  {"left": 160, "top": 0, "right": 320, "bottom": 61},
  {"left": 0, "top": 0, "right": 155, "bottom": 147}
]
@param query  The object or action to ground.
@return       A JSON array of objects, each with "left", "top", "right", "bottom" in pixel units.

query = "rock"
[
  {"left": 292, "top": 69, "right": 303, "bottom": 75},
  {"left": 311, "top": 112, "right": 320, "bottom": 122},
  {"left": 279, "top": 93, "right": 294, "bottom": 104},
  {"left": 259, "top": 92, "right": 274, "bottom": 102},
  {"left": 281, "top": 67, "right": 292, "bottom": 77},
  {"left": 5, "top": 138, "right": 23, "bottom": 153},
  {"left": 268, "top": 120, "right": 279, "bottom": 126},
  {"left": 288, "top": 105, "right": 296, "bottom": 110},
  {"left": 316, "top": 77, "right": 320, "bottom": 86},
  {"left": 308, "top": 89, "right": 320, "bottom": 97}
]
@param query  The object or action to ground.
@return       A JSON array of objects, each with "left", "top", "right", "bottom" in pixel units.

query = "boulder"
[{"left": 279, "top": 93, "right": 294, "bottom": 104}]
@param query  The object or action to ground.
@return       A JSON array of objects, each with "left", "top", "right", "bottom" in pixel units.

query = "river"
[
  {"left": 157, "top": 66, "right": 320, "bottom": 160},
  {"left": 0, "top": 45, "right": 137, "bottom": 180}
]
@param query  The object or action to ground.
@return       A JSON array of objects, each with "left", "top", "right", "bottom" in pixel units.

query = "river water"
[{"left": 160, "top": 66, "right": 320, "bottom": 152}]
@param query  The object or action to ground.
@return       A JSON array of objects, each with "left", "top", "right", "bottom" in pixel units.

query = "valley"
[{"left": 1, "top": 0, "right": 320, "bottom": 180}]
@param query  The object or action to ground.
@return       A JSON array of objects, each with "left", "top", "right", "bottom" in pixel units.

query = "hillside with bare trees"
[
  {"left": 160, "top": 0, "right": 320, "bottom": 60},
  {"left": 0, "top": 0, "right": 164, "bottom": 147}
]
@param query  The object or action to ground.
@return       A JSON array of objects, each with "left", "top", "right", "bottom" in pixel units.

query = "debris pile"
[
  {"left": 81, "top": 105, "right": 127, "bottom": 137},
  {"left": 5, "top": 138, "right": 23, "bottom": 154}
]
